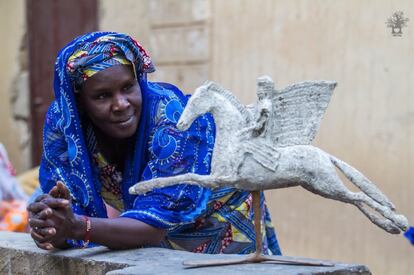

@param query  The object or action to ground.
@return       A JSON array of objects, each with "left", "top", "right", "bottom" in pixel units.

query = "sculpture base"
[{"left": 183, "top": 253, "right": 334, "bottom": 268}]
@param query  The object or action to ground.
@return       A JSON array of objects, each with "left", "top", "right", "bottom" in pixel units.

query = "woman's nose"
[{"left": 112, "top": 94, "right": 130, "bottom": 111}]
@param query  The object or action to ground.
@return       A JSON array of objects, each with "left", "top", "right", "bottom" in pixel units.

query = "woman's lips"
[{"left": 112, "top": 115, "right": 134, "bottom": 126}]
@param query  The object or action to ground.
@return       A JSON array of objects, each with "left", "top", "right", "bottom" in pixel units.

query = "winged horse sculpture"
[{"left": 130, "top": 76, "right": 409, "bottom": 267}]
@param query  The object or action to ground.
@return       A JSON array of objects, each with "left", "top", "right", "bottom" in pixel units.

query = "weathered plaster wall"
[
  {"left": 0, "top": 0, "right": 28, "bottom": 172},
  {"left": 99, "top": 0, "right": 210, "bottom": 93},
  {"left": 99, "top": 0, "right": 150, "bottom": 49},
  {"left": 210, "top": 1, "right": 413, "bottom": 274}
]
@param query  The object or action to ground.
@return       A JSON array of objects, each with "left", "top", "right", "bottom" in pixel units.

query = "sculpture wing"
[
  {"left": 271, "top": 81, "right": 336, "bottom": 146},
  {"left": 244, "top": 139, "right": 280, "bottom": 171}
]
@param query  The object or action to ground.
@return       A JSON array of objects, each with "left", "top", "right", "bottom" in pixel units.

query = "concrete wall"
[
  {"left": 100, "top": 1, "right": 413, "bottom": 274},
  {"left": 0, "top": 0, "right": 28, "bottom": 173},
  {"left": 0, "top": 231, "right": 370, "bottom": 275}
]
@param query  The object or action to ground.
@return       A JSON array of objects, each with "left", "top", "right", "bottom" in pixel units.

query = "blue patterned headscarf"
[
  {"left": 66, "top": 34, "right": 154, "bottom": 90},
  {"left": 40, "top": 32, "right": 215, "bottom": 226}
]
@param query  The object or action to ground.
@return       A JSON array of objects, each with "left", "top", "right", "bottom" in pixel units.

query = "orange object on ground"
[{"left": 0, "top": 200, "right": 28, "bottom": 232}]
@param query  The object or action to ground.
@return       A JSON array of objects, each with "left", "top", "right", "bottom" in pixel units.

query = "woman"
[{"left": 28, "top": 32, "right": 281, "bottom": 254}]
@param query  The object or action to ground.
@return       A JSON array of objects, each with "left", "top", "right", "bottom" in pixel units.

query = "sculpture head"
[
  {"left": 256, "top": 75, "right": 275, "bottom": 101},
  {"left": 176, "top": 81, "right": 216, "bottom": 131}
]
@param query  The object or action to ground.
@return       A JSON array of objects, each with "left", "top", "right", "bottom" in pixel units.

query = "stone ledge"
[{"left": 0, "top": 232, "right": 370, "bottom": 275}]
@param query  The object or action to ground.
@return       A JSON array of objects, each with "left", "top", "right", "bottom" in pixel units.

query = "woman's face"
[{"left": 78, "top": 65, "right": 142, "bottom": 140}]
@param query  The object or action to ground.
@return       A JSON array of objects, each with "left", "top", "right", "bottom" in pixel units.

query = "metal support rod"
[{"left": 252, "top": 191, "right": 262, "bottom": 259}]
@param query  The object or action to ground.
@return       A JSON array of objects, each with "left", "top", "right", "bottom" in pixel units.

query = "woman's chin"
[{"left": 106, "top": 118, "right": 139, "bottom": 140}]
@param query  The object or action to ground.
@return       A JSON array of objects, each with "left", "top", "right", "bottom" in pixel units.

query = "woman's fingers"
[
  {"left": 49, "top": 208, "right": 67, "bottom": 221},
  {"left": 28, "top": 204, "right": 61, "bottom": 220},
  {"left": 28, "top": 198, "right": 69, "bottom": 220},
  {"left": 30, "top": 227, "right": 55, "bottom": 243},
  {"left": 37, "top": 207, "right": 53, "bottom": 219},
  {"left": 49, "top": 185, "right": 59, "bottom": 198},
  {"left": 34, "top": 240, "right": 54, "bottom": 250},
  {"left": 36, "top": 227, "right": 56, "bottom": 237},
  {"left": 41, "top": 197, "right": 70, "bottom": 209},
  {"left": 28, "top": 195, "right": 59, "bottom": 220},
  {"left": 34, "top": 194, "right": 49, "bottom": 203},
  {"left": 29, "top": 217, "right": 55, "bottom": 229},
  {"left": 49, "top": 181, "right": 70, "bottom": 200},
  {"left": 56, "top": 181, "right": 71, "bottom": 200},
  {"left": 27, "top": 201, "right": 49, "bottom": 216}
]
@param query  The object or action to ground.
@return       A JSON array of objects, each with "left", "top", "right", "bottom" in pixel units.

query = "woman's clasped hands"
[{"left": 27, "top": 181, "right": 83, "bottom": 250}]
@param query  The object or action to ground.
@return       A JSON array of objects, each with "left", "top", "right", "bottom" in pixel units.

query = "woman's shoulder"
[
  {"left": 144, "top": 82, "right": 190, "bottom": 126},
  {"left": 146, "top": 82, "right": 189, "bottom": 103}
]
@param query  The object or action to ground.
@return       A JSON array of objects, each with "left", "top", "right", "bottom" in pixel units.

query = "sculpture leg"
[
  {"left": 302, "top": 173, "right": 408, "bottom": 233},
  {"left": 350, "top": 192, "right": 408, "bottom": 232},
  {"left": 336, "top": 190, "right": 407, "bottom": 232},
  {"left": 354, "top": 202, "right": 400, "bottom": 233},
  {"left": 330, "top": 154, "right": 395, "bottom": 210},
  {"left": 129, "top": 173, "right": 221, "bottom": 195}
]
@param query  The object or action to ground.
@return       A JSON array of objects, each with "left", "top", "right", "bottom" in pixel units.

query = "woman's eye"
[
  {"left": 96, "top": 92, "right": 110, "bottom": 100},
  {"left": 123, "top": 85, "right": 132, "bottom": 91},
  {"left": 123, "top": 83, "right": 134, "bottom": 92},
  {"left": 123, "top": 80, "right": 137, "bottom": 92}
]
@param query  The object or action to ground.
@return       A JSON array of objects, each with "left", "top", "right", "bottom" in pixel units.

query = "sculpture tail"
[{"left": 329, "top": 155, "right": 396, "bottom": 210}]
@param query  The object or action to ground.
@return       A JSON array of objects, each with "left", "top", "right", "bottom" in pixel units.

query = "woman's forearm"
[{"left": 71, "top": 215, "right": 166, "bottom": 250}]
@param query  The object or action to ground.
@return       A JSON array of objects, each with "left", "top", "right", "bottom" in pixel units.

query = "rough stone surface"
[
  {"left": 0, "top": 232, "right": 370, "bottom": 275},
  {"left": 130, "top": 77, "right": 409, "bottom": 235}
]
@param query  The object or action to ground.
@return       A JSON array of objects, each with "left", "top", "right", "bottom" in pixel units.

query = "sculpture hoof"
[
  {"left": 395, "top": 215, "right": 409, "bottom": 231},
  {"left": 128, "top": 186, "right": 138, "bottom": 195}
]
